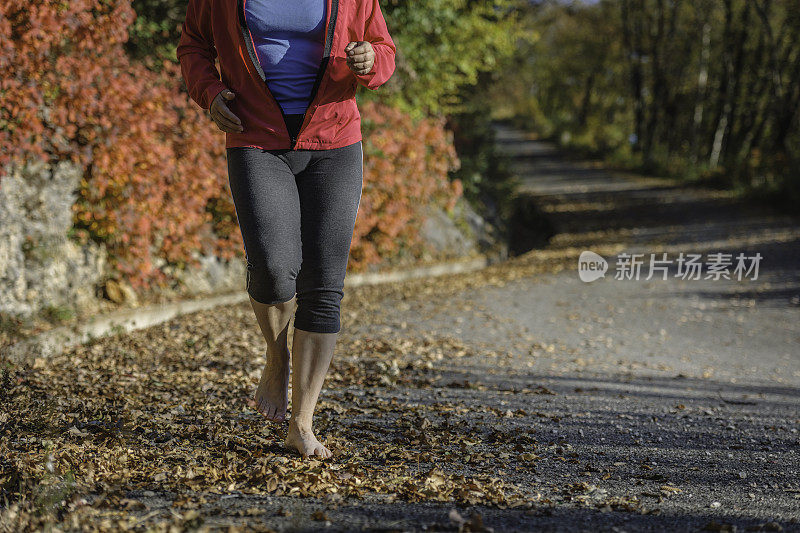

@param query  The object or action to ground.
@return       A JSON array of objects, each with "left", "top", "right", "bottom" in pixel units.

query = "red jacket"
[{"left": 177, "top": 0, "right": 396, "bottom": 150}]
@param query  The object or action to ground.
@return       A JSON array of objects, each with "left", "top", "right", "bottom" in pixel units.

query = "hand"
[
  {"left": 210, "top": 89, "right": 243, "bottom": 133},
  {"left": 345, "top": 41, "right": 375, "bottom": 76}
]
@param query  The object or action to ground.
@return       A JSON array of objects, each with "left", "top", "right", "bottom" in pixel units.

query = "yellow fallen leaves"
[
  {"left": 660, "top": 485, "right": 683, "bottom": 495},
  {"left": 0, "top": 301, "right": 540, "bottom": 531}
]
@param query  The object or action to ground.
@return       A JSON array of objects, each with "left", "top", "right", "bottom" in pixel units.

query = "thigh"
[
  {"left": 225, "top": 147, "right": 302, "bottom": 272},
  {"left": 295, "top": 142, "right": 363, "bottom": 286}
]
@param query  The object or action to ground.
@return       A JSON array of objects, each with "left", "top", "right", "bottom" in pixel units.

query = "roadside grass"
[{"left": 510, "top": 120, "right": 800, "bottom": 216}]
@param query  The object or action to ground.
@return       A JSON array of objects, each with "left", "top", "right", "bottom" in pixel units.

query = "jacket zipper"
[{"left": 237, "top": 0, "right": 339, "bottom": 150}]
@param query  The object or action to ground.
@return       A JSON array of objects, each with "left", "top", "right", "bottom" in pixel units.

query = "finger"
[
  {"left": 213, "top": 107, "right": 242, "bottom": 130},
  {"left": 351, "top": 61, "right": 374, "bottom": 72},
  {"left": 347, "top": 58, "right": 373, "bottom": 71},
  {"left": 211, "top": 111, "right": 242, "bottom": 132},
  {"left": 216, "top": 121, "right": 242, "bottom": 134},
  {"left": 347, "top": 52, "right": 373, "bottom": 62},
  {"left": 347, "top": 48, "right": 371, "bottom": 60},
  {"left": 347, "top": 57, "right": 372, "bottom": 68},
  {"left": 222, "top": 89, "right": 235, "bottom": 100},
  {"left": 347, "top": 42, "right": 371, "bottom": 55},
  {"left": 347, "top": 51, "right": 373, "bottom": 62},
  {"left": 211, "top": 109, "right": 240, "bottom": 130},
  {"left": 215, "top": 103, "right": 242, "bottom": 126},
  {"left": 215, "top": 120, "right": 241, "bottom": 133},
  {"left": 350, "top": 61, "right": 373, "bottom": 71},
  {"left": 215, "top": 122, "right": 239, "bottom": 134},
  {"left": 345, "top": 41, "right": 358, "bottom": 53},
  {"left": 350, "top": 60, "right": 374, "bottom": 71}
]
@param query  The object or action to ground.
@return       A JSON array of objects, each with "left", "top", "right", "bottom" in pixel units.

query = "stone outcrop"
[
  {"left": 0, "top": 160, "right": 106, "bottom": 316},
  {"left": 420, "top": 196, "right": 506, "bottom": 260},
  {"left": 1, "top": 160, "right": 498, "bottom": 319}
]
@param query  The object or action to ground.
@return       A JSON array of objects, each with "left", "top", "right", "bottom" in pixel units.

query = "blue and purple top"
[{"left": 243, "top": 0, "right": 327, "bottom": 114}]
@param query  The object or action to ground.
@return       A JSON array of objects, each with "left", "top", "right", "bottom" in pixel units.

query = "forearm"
[
  {"left": 176, "top": 0, "right": 227, "bottom": 110},
  {"left": 177, "top": 48, "right": 228, "bottom": 110},
  {"left": 353, "top": 0, "right": 396, "bottom": 90}
]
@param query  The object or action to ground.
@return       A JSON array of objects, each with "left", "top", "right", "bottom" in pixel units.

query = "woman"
[{"left": 177, "top": 0, "right": 396, "bottom": 459}]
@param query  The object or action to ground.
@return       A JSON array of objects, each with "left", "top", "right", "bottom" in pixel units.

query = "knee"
[
  {"left": 245, "top": 259, "right": 298, "bottom": 305},
  {"left": 294, "top": 287, "right": 344, "bottom": 334}
]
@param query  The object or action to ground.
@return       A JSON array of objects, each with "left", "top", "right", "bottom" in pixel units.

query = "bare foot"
[
  {"left": 251, "top": 348, "right": 290, "bottom": 422},
  {"left": 284, "top": 419, "right": 332, "bottom": 459}
]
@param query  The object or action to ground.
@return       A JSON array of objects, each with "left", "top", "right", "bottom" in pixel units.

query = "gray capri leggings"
[{"left": 225, "top": 139, "right": 363, "bottom": 334}]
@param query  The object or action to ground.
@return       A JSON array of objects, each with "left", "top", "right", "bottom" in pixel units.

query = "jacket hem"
[{"left": 226, "top": 132, "right": 363, "bottom": 151}]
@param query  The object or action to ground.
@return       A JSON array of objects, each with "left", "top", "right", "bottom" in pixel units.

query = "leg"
[
  {"left": 285, "top": 141, "right": 364, "bottom": 458},
  {"left": 250, "top": 296, "right": 294, "bottom": 421},
  {"left": 226, "top": 147, "right": 302, "bottom": 422},
  {"left": 284, "top": 328, "right": 338, "bottom": 458}
]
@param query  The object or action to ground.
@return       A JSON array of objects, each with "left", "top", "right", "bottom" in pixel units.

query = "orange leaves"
[
  {"left": 1, "top": 0, "right": 462, "bottom": 293},
  {"left": 2, "top": 0, "right": 235, "bottom": 290},
  {"left": 349, "top": 101, "right": 463, "bottom": 271}
]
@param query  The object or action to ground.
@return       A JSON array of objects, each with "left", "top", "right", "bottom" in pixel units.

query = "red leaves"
[
  {"left": 2, "top": 0, "right": 236, "bottom": 290},
  {"left": 1, "top": 0, "right": 462, "bottom": 293},
  {"left": 350, "top": 101, "right": 463, "bottom": 271}
]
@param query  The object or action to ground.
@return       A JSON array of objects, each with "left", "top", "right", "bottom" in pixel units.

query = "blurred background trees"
[
  {"left": 123, "top": 0, "right": 530, "bottom": 235},
  {"left": 3, "top": 0, "right": 796, "bottom": 296},
  {"left": 3, "top": 0, "right": 523, "bottom": 292},
  {"left": 493, "top": 0, "right": 800, "bottom": 208}
]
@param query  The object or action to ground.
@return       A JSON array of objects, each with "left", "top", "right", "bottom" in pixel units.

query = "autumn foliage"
[
  {"left": 1, "top": 0, "right": 462, "bottom": 291},
  {"left": 353, "top": 101, "right": 462, "bottom": 268}
]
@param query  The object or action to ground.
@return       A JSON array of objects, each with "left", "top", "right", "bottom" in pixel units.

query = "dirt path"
[{"left": 3, "top": 126, "right": 799, "bottom": 532}]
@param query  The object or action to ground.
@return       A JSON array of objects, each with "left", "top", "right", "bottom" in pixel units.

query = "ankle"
[{"left": 289, "top": 414, "right": 314, "bottom": 431}]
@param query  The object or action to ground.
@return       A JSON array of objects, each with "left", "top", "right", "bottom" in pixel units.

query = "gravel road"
[
  {"left": 4, "top": 125, "right": 798, "bottom": 532},
  {"left": 332, "top": 125, "right": 800, "bottom": 531}
]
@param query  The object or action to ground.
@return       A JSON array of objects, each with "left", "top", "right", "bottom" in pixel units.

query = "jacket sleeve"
[
  {"left": 176, "top": 0, "right": 228, "bottom": 110},
  {"left": 353, "top": 0, "right": 397, "bottom": 90}
]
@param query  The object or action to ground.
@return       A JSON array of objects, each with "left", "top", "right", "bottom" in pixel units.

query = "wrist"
[{"left": 203, "top": 81, "right": 228, "bottom": 110}]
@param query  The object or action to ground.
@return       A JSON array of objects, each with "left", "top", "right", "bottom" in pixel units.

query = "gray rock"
[
  {"left": 171, "top": 253, "right": 246, "bottom": 296},
  {"left": 420, "top": 203, "right": 476, "bottom": 258},
  {"left": 0, "top": 157, "right": 504, "bottom": 320},
  {"left": 0, "top": 159, "right": 106, "bottom": 316},
  {"left": 451, "top": 195, "right": 503, "bottom": 250},
  {"left": 420, "top": 197, "right": 506, "bottom": 261}
]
